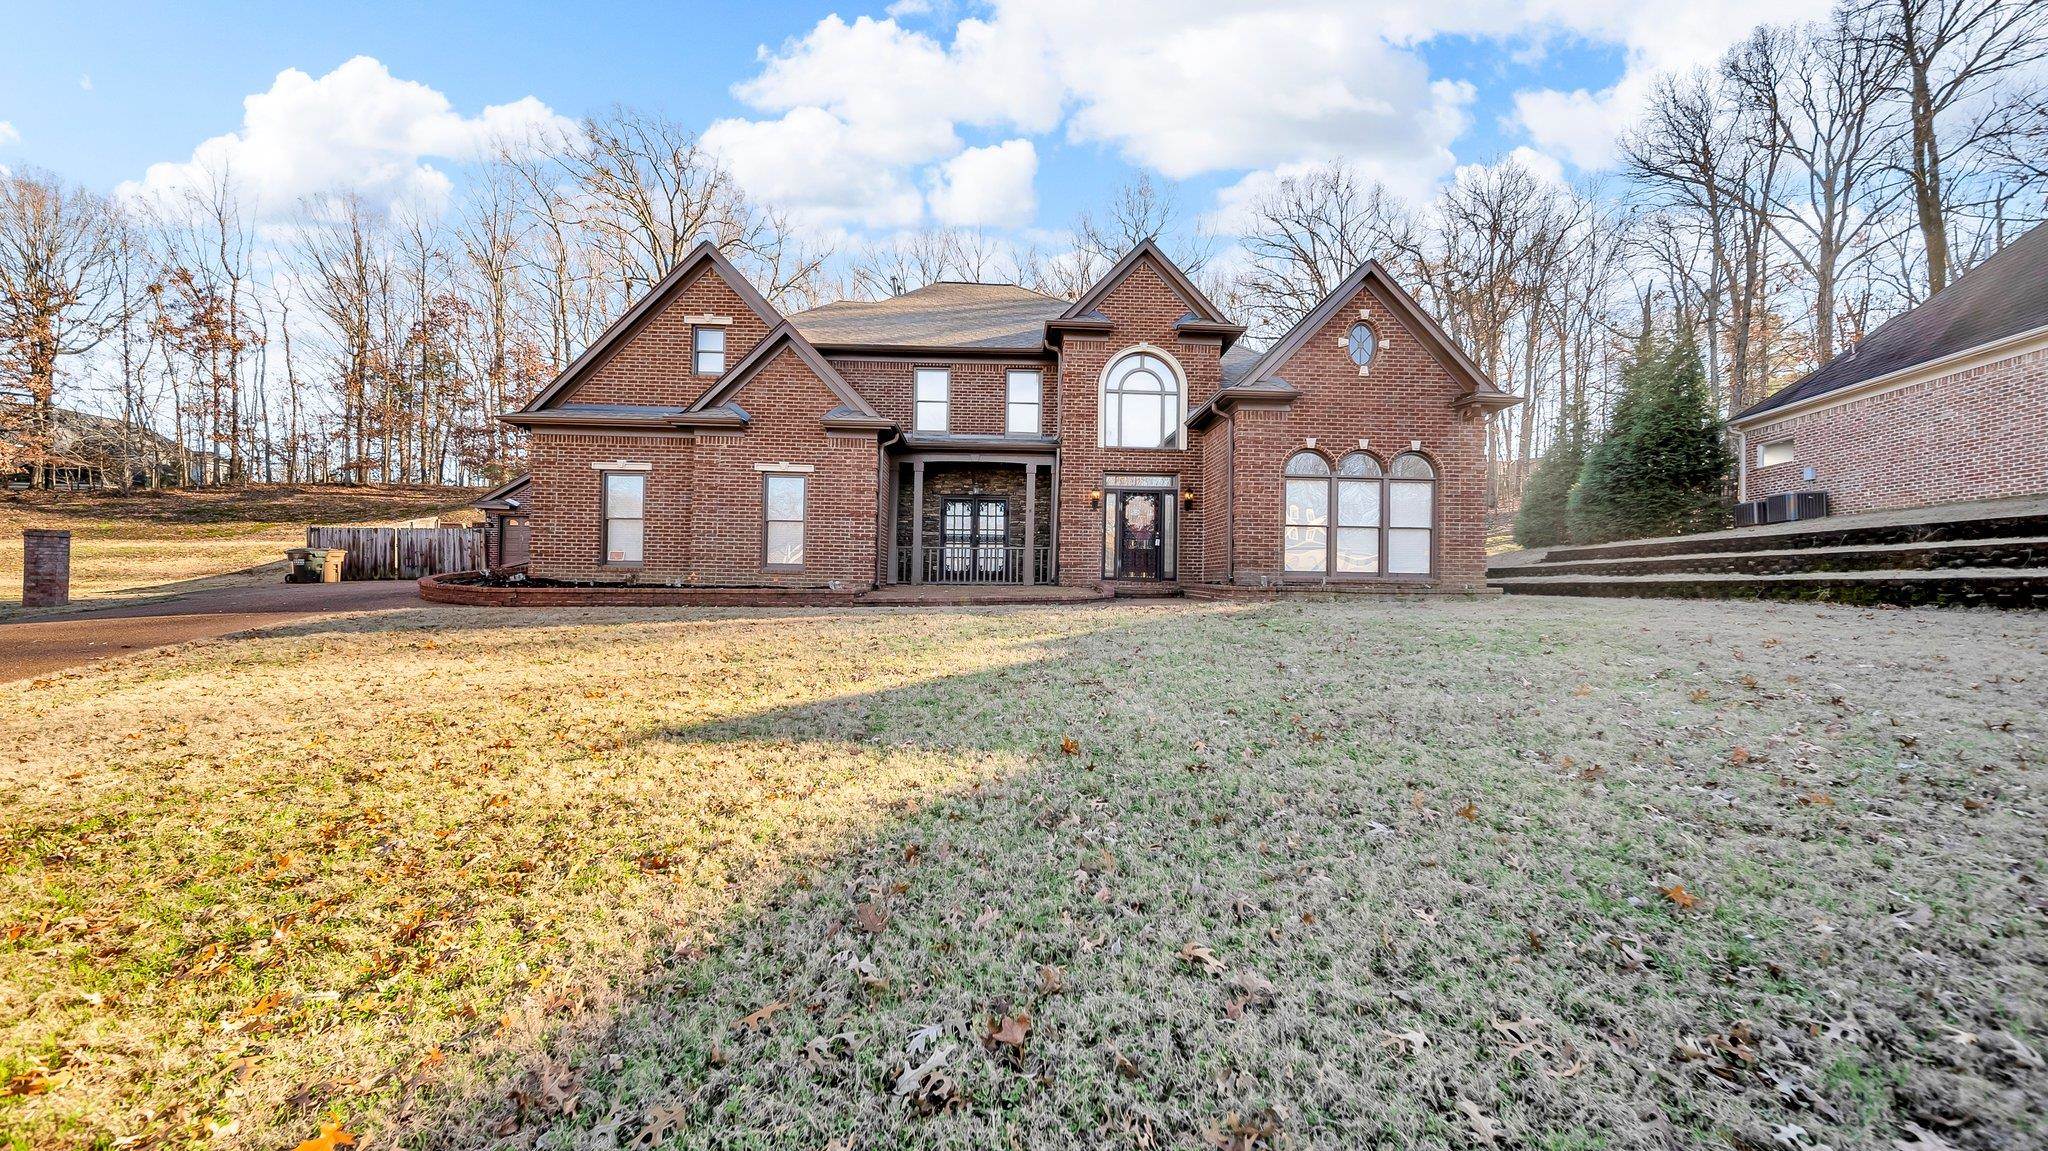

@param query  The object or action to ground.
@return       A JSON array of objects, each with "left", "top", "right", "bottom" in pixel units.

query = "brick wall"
[
  {"left": 836, "top": 356, "right": 1058, "bottom": 437},
  {"left": 559, "top": 267, "right": 772, "bottom": 408},
  {"left": 1740, "top": 346, "right": 2048, "bottom": 516},
  {"left": 1221, "top": 278, "right": 1491, "bottom": 591},
  {"left": 529, "top": 347, "right": 878, "bottom": 588},
  {"left": 1052, "top": 258, "right": 1224, "bottom": 585},
  {"left": 684, "top": 348, "right": 879, "bottom": 588},
  {"left": 527, "top": 433, "right": 696, "bottom": 582}
]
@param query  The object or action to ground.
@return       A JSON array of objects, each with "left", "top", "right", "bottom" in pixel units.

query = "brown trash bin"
[{"left": 319, "top": 549, "right": 346, "bottom": 583}]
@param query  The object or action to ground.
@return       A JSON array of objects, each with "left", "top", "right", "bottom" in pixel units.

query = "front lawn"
[{"left": 1, "top": 599, "right": 2042, "bottom": 1149}]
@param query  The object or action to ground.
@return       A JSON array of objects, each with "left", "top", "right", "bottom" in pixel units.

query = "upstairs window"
[
  {"left": 1006, "top": 370, "right": 1042, "bottom": 436},
  {"left": 602, "top": 472, "right": 646, "bottom": 565},
  {"left": 1102, "top": 351, "right": 1182, "bottom": 449},
  {"left": 915, "top": 368, "right": 950, "bottom": 433},
  {"left": 1757, "top": 439, "right": 1794, "bottom": 467},
  {"left": 1346, "top": 323, "right": 1377, "bottom": 370},
  {"left": 693, "top": 325, "right": 726, "bottom": 375}
]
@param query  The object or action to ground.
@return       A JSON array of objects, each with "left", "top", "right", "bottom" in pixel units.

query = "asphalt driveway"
[{"left": 0, "top": 580, "right": 425, "bottom": 683}]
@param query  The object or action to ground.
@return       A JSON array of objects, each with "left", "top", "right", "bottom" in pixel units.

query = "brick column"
[{"left": 22, "top": 529, "right": 72, "bottom": 608}]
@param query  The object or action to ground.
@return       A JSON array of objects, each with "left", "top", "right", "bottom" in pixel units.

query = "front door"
[
  {"left": 941, "top": 497, "right": 1009, "bottom": 580},
  {"left": 1113, "top": 491, "right": 1165, "bottom": 580}
]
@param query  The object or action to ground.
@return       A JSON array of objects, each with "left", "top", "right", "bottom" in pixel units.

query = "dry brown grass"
[
  {"left": 0, "top": 485, "right": 479, "bottom": 613},
  {"left": 0, "top": 598, "right": 2043, "bottom": 1150}
]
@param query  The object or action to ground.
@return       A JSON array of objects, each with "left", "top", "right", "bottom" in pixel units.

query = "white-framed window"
[
  {"left": 1101, "top": 350, "right": 1182, "bottom": 449},
  {"left": 1387, "top": 453, "right": 1435, "bottom": 574},
  {"left": 1282, "top": 451, "right": 1331, "bottom": 574},
  {"left": 602, "top": 472, "right": 645, "bottom": 564},
  {"left": 1006, "top": 370, "right": 1042, "bottom": 436},
  {"left": 693, "top": 325, "right": 725, "bottom": 375},
  {"left": 1757, "top": 439, "right": 1794, "bottom": 467},
  {"left": 1346, "top": 323, "right": 1378, "bottom": 370},
  {"left": 1334, "top": 452, "right": 1382, "bottom": 573},
  {"left": 915, "top": 368, "right": 950, "bottom": 433},
  {"left": 763, "top": 473, "right": 806, "bottom": 570}
]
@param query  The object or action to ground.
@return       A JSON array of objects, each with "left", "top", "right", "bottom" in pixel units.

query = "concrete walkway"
[{"left": 0, "top": 580, "right": 424, "bottom": 683}]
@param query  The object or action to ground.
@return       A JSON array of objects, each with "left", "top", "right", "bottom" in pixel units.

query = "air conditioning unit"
[
  {"left": 1733, "top": 499, "right": 1765, "bottom": 528},
  {"left": 1761, "top": 491, "right": 1831, "bottom": 524}
]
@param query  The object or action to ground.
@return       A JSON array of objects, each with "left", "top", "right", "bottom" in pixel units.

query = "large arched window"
[
  {"left": 1282, "top": 451, "right": 1331, "bottom": 573},
  {"left": 1387, "top": 453, "right": 1436, "bottom": 574},
  {"left": 1335, "top": 452, "right": 1382, "bottom": 573},
  {"left": 1101, "top": 351, "right": 1183, "bottom": 449}
]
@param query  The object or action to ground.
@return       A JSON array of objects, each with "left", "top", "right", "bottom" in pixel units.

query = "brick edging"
[{"left": 416, "top": 572, "right": 865, "bottom": 608}]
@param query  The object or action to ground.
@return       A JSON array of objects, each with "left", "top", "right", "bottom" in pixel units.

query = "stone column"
[
  {"left": 22, "top": 529, "right": 72, "bottom": 608},
  {"left": 910, "top": 460, "right": 926, "bottom": 585}
]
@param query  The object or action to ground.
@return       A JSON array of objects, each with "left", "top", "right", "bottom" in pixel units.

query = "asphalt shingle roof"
[
  {"left": 1738, "top": 220, "right": 2048, "bottom": 422},
  {"left": 788, "top": 282, "right": 1071, "bottom": 350}
]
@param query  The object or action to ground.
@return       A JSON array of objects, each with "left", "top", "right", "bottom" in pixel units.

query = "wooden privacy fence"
[{"left": 306, "top": 525, "right": 483, "bottom": 580}]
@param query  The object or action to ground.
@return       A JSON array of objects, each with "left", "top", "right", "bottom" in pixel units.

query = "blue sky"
[{"left": 0, "top": 1, "right": 1825, "bottom": 242}]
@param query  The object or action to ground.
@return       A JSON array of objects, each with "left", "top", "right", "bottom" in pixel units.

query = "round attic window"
[{"left": 1346, "top": 323, "right": 1377, "bottom": 368}]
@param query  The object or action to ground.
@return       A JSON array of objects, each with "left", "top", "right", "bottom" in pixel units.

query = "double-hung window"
[
  {"left": 914, "top": 368, "right": 950, "bottom": 433},
  {"left": 1006, "top": 370, "right": 1042, "bottom": 436},
  {"left": 602, "top": 472, "right": 646, "bottom": 564},
  {"left": 693, "top": 325, "right": 725, "bottom": 375},
  {"left": 763, "top": 473, "right": 806, "bottom": 570}
]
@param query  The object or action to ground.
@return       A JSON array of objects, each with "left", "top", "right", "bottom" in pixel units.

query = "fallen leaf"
[
  {"left": 1456, "top": 802, "right": 1478, "bottom": 821},
  {"left": 1037, "top": 964, "right": 1065, "bottom": 995},
  {"left": 733, "top": 1000, "right": 788, "bottom": 1033},
  {"left": 1730, "top": 746, "right": 1751, "bottom": 765},
  {"left": 1379, "top": 1028, "right": 1429, "bottom": 1054},
  {"left": 1456, "top": 1099, "right": 1499, "bottom": 1146},
  {"left": 291, "top": 1119, "right": 355, "bottom": 1151},
  {"left": 853, "top": 902, "right": 889, "bottom": 935},
  {"left": 1661, "top": 884, "right": 1698, "bottom": 910},
  {"left": 983, "top": 1012, "right": 1031, "bottom": 1050},
  {"left": 1177, "top": 942, "right": 1226, "bottom": 976},
  {"left": 1059, "top": 737, "right": 1079, "bottom": 756}
]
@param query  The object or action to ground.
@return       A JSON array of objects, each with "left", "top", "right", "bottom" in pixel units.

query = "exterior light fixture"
[
  {"left": 1180, "top": 490, "right": 1196, "bottom": 508},
  {"left": 1088, "top": 488, "right": 1103, "bottom": 507}
]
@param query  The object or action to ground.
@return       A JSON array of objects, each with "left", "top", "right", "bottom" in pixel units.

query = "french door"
[{"left": 940, "top": 497, "right": 1008, "bottom": 580}]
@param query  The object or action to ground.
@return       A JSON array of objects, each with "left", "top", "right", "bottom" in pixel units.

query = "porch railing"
[{"left": 896, "top": 542, "right": 1054, "bottom": 584}]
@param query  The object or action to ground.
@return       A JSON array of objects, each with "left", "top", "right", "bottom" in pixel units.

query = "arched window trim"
[
  {"left": 1098, "top": 344, "right": 1189, "bottom": 450},
  {"left": 1280, "top": 446, "right": 1437, "bottom": 580}
]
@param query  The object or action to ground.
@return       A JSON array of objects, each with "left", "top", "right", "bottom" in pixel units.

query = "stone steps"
[
  {"left": 1487, "top": 494, "right": 2048, "bottom": 609},
  {"left": 1522, "top": 535, "right": 2048, "bottom": 578}
]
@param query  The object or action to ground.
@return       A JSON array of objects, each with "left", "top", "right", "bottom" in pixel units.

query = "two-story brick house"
[{"left": 493, "top": 237, "right": 1517, "bottom": 596}]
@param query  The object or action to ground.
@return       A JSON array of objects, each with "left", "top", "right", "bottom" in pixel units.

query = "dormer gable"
[
  {"left": 1046, "top": 239, "right": 1245, "bottom": 352},
  {"left": 519, "top": 242, "right": 782, "bottom": 413}
]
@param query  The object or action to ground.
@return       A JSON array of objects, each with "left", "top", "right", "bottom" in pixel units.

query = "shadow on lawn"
[{"left": 367, "top": 601, "right": 1652, "bottom": 1151}]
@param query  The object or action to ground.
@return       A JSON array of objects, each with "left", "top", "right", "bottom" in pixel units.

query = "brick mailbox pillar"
[{"left": 22, "top": 529, "right": 72, "bottom": 608}]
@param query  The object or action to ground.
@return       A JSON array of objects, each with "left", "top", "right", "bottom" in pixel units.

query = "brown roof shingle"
[
  {"left": 1736, "top": 219, "right": 2048, "bottom": 423},
  {"left": 788, "top": 282, "right": 1070, "bottom": 350}
]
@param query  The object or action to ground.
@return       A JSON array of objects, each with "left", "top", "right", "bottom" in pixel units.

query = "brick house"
[
  {"left": 1732, "top": 220, "right": 2048, "bottom": 517},
  {"left": 494, "top": 238, "right": 1518, "bottom": 594}
]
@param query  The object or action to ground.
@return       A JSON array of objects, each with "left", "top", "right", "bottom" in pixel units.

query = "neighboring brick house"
[
  {"left": 496, "top": 238, "right": 1518, "bottom": 594},
  {"left": 1732, "top": 220, "right": 2048, "bottom": 517}
]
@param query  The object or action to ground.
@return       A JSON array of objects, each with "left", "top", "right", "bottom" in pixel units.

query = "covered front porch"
[{"left": 889, "top": 442, "right": 1056, "bottom": 586}]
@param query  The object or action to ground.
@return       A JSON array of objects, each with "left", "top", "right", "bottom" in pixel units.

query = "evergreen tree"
[
  {"left": 1513, "top": 393, "right": 1588, "bottom": 549},
  {"left": 1566, "top": 332, "right": 1732, "bottom": 544}
]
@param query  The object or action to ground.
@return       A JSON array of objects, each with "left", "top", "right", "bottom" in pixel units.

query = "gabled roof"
[
  {"left": 1734, "top": 219, "right": 2048, "bottom": 427},
  {"left": 1233, "top": 260, "right": 1515, "bottom": 409},
  {"left": 789, "top": 282, "right": 1067, "bottom": 352},
  {"left": 473, "top": 473, "right": 530, "bottom": 512},
  {"left": 519, "top": 241, "right": 781, "bottom": 414},
  {"left": 1060, "top": 239, "right": 1236, "bottom": 331},
  {"left": 683, "top": 321, "right": 887, "bottom": 429}
]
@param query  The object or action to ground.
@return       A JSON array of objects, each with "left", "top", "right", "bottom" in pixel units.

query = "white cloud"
[
  {"left": 79, "top": 74, "right": 92, "bottom": 92},
  {"left": 1504, "top": 0, "right": 1837, "bottom": 169},
  {"left": 0, "top": 122, "right": 17, "bottom": 149},
  {"left": 122, "top": 56, "right": 573, "bottom": 217},
  {"left": 884, "top": 0, "right": 932, "bottom": 16},
  {"left": 703, "top": 107, "right": 926, "bottom": 230},
  {"left": 927, "top": 139, "right": 1037, "bottom": 227}
]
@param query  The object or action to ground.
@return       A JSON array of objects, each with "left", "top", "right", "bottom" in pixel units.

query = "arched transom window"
[
  {"left": 1282, "top": 448, "right": 1436, "bottom": 577},
  {"left": 1101, "top": 351, "right": 1183, "bottom": 449}
]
